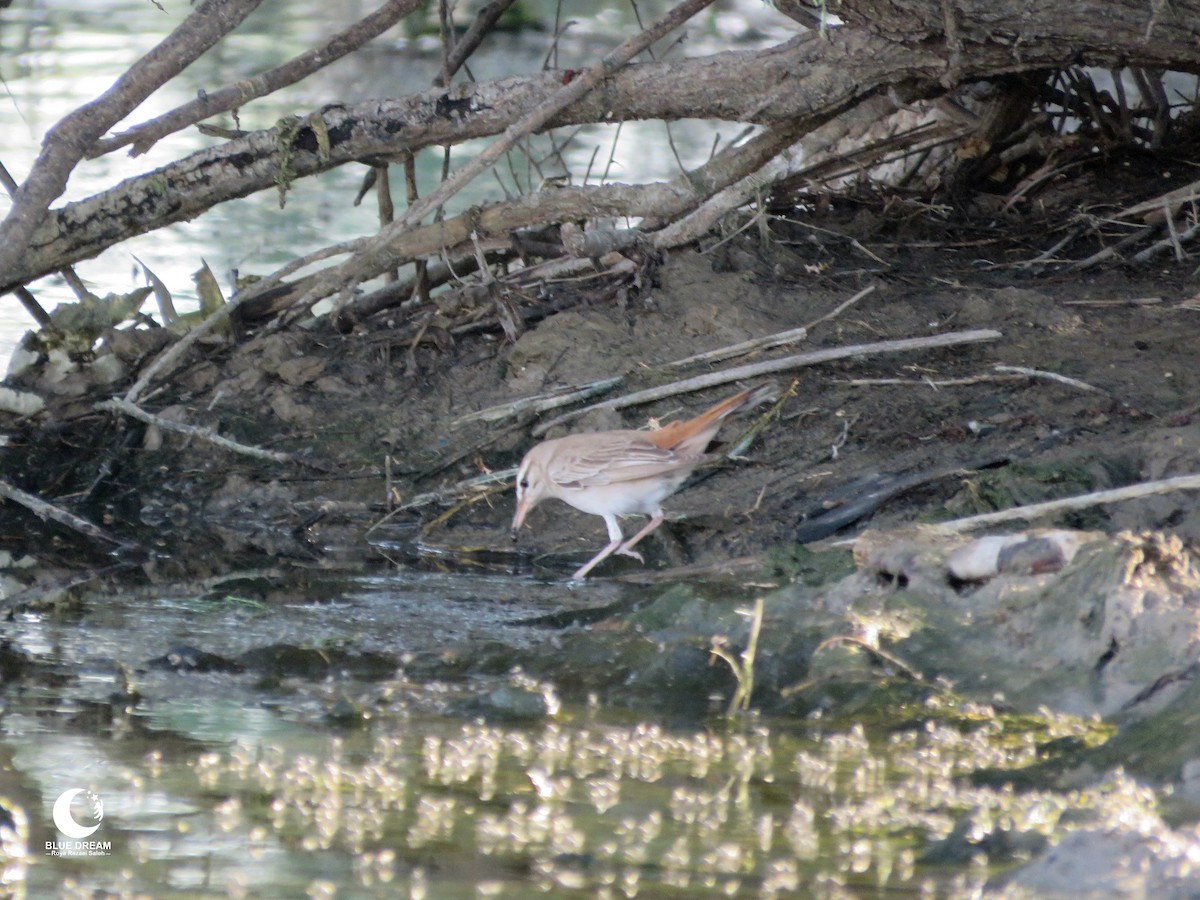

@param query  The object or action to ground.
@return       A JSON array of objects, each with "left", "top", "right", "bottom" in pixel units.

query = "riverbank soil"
[{"left": 2, "top": 168, "right": 1200, "bottom": 585}]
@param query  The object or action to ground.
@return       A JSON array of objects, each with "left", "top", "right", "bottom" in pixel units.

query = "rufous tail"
[{"left": 647, "top": 382, "right": 777, "bottom": 455}]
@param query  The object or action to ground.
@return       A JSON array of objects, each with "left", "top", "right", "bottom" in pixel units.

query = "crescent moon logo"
[{"left": 52, "top": 789, "right": 103, "bottom": 839}]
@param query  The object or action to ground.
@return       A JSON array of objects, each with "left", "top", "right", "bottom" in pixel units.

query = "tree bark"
[
  {"left": 0, "top": 0, "right": 264, "bottom": 293},
  {"left": 90, "top": 0, "right": 425, "bottom": 159},
  {"left": 0, "top": 33, "right": 918, "bottom": 294},
  {"left": 5, "top": 0, "right": 1200, "bottom": 298}
]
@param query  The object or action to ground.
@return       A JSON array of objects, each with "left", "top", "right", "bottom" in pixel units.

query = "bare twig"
[
  {"left": 433, "top": 0, "right": 520, "bottom": 87},
  {"left": 842, "top": 374, "right": 1025, "bottom": 387},
  {"left": 648, "top": 122, "right": 808, "bottom": 242},
  {"left": 452, "top": 377, "right": 624, "bottom": 426},
  {"left": 663, "top": 325, "right": 811, "bottom": 370},
  {"left": 0, "top": 479, "right": 139, "bottom": 550},
  {"left": 993, "top": 363, "right": 1106, "bottom": 394},
  {"left": 1068, "top": 222, "right": 1159, "bottom": 271},
  {"left": 96, "top": 397, "right": 295, "bottom": 463},
  {"left": 1132, "top": 215, "right": 1200, "bottom": 264},
  {"left": 533, "top": 329, "right": 1003, "bottom": 435},
  {"left": 933, "top": 472, "right": 1200, "bottom": 533},
  {"left": 1111, "top": 177, "right": 1200, "bottom": 221},
  {"left": 803, "top": 285, "right": 876, "bottom": 330}
]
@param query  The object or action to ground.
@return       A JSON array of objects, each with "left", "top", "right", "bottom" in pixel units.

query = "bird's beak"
[{"left": 511, "top": 496, "right": 530, "bottom": 540}]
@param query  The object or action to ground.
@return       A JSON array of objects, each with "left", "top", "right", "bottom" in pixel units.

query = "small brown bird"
[{"left": 512, "top": 383, "right": 776, "bottom": 580}]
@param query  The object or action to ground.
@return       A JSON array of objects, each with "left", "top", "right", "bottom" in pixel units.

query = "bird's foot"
[{"left": 615, "top": 546, "right": 644, "bottom": 562}]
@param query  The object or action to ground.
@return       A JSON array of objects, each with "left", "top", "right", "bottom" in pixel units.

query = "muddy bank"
[{"left": 3, "top": 227, "right": 1200, "bottom": 583}]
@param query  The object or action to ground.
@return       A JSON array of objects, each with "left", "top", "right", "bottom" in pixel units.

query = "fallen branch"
[
  {"left": 533, "top": 328, "right": 1003, "bottom": 435},
  {"left": 933, "top": 472, "right": 1200, "bottom": 533},
  {"left": 336, "top": 122, "right": 814, "bottom": 321},
  {"left": 646, "top": 120, "right": 811, "bottom": 242},
  {"left": 1132, "top": 215, "right": 1200, "bottom": 264},
  {"left": 655, "top": 287, "right": 877, "bottom": 370},
  {"left": 993, "top": 363, "right": 1105, "bottom": 394},
  {"left": 452, "top": 377, "right": 624, "bottom": 426},
  {"left": 0, "top": 479, "right": 140, "bottom": 550},
  {"left": 96, "top": 397, "right": 295, "bottom": 463},
  {"left": 1111, "top": 177, "right": 1200, "bottom": 222},
  {"left": 664, "top": 325, "right": 810, "bottom": 370},
  {"left": 842, "top": 374, "right": 1025, "bottom": 387}
]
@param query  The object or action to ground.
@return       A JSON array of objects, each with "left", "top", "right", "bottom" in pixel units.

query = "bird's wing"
[{"left": 547, "top": 433, "right": 707, "bottom": 488}]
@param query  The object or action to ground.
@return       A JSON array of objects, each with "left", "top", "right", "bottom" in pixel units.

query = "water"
[
  {"left": 0, "top": 565, "right": 1144, "bottom": 898},
  {"left": 0, "top": 0, "right": 797, "bottom": 369}
]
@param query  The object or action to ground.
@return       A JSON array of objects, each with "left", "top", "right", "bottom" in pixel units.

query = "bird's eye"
[{"left": 519, "top": 478, "right": 529, "bottom": 489}]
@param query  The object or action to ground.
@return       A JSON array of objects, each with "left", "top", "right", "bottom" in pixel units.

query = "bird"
[{"left": 511, "top": 383, "right": 776, "bottom": 580}]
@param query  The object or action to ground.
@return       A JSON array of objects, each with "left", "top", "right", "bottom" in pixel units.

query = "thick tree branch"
[
  {"left": 0, "top": 0, "right": 264, "bottom": 292},
  {"left": 282, "top": 0, "right": 719, "bottom": 317},
  {"left": 1, "top": 33, "right": 892, "bottom": 294},
  {"left": 90, "top": 0, "right": 423, "bottom": 159},
  {"left": 7, "top": 0, "right": 1200, "bottom": 299},
  {"left": 331, "top": 119, "right": 811, "bottom": 319}
]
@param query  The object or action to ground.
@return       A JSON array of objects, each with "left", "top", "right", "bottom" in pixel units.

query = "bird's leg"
[
  {"left": 570, "top": 515, "right": 627, "bottom": 580},
  {"left": 617, "top": 512, "right": 664, "bottom": 559}
]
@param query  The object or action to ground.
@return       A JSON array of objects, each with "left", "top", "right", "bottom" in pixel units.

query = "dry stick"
[
  {"left": 993, "top": 364, "right": 1105, "bottom": 394},
  {"left": 1018, "top": 222, "right": 1091, "bottom": 268},
  {"left": 663, "top": 326, "right": 812, "bottom": 370},
  {"left": 433, "top": 0, "right": 519, "bottom": 88},
  {"left": 346, "top": 124, "right": 808, "bottom": 319},
  {"left": 1133, "top": 215, "right": 1200, "bottom": 264},
  {"left": 648, "top": 129, "right": 798, "bottom": 245},
  {"left": 802, "top": 285, "right": 876, "bottom": 332},
  {"left": 773, "top": 215, "right": 889, "bottom": 265},
  {"left": 663, "top": 286, "right": 876, "bottom": 369},
  {"left": 1068, "top": 222, "right": 1159, "bottom": 271},
  {"left": 96, "top": 398, "right": 294, "bottom": 463},
  {"left": 1111, "top": 177, "right": 1200, "bottom": 221},
  {"left": 934, "top": 473, "right": 1200, "bottom": 534},
  {"left": 286, "top": 0, "right": 718, "bottom": 318},
  {"left": 231, "top": 239, "right": 363, "bottom": 307},
  {"left": 0, "top": 0, "right": 264, "bottom": 285},
  {"left": 452, "top": 376, "right": 625, "bottom": 426},
  {"left": 533, "top": 329, "right": 1003, "bottom": 436},
  {"left": 0, "top": 478, "right": 139, "bottom": 549},
  {"left": 377, "top": 162, "right": 397, "bottom": 283},
  {"left": 91, "top": 0, "right": 423, "bottom": 157},
  {"left": 843, "top": 374, "right": 1025, "bottom": 387},
  {"left": 401, "top": 152, "right": 428, "bottom": 302}
]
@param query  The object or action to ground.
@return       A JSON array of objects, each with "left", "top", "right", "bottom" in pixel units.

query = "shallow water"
[{"left": 0, "top": 560, "right": 1159, "bottom": 898}]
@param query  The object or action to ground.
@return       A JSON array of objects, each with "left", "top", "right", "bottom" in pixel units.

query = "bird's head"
[{"left": 511, "top": 443, "right": 553, "bottom": 537}]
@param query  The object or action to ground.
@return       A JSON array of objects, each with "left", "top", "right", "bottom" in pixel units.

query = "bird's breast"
[{"left": 556, "top": 472, "right": 690, "bottom": 517}]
